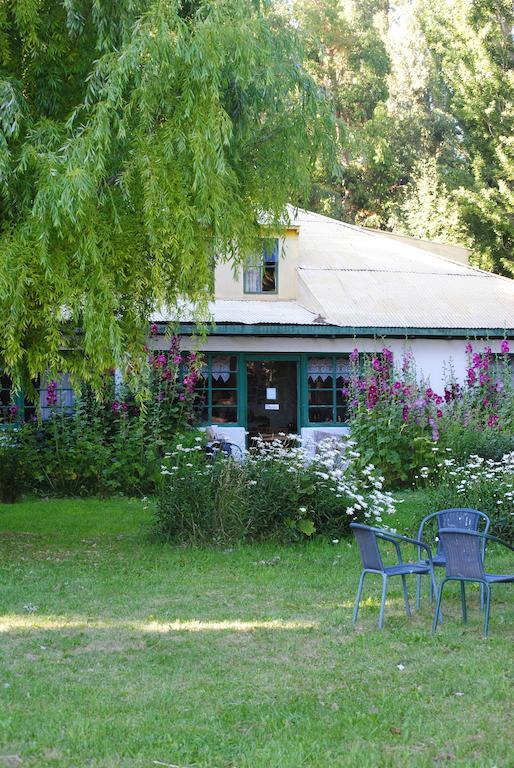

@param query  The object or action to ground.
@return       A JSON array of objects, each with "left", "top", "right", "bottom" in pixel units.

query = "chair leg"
[
  {"left": 353, "top": 571, "right": 366, "bottom": 625},
  {"left": 430, "top": 571, "right": 442, "bottom": 623},
  {"left": 401, "top": 575, "right": 411, "bottom": 617},
  {"left": 432, "top": 580, "right": 446, "bottom": 634},
  {"left": 479, "top": 583, "right": 484, "bottom": 613},
  {"left": 483, "top": 584, "right": 491, "bottom": 638},
  {"left": 378, "top": 574, "right": 387, "bottom": 629},
  {"left": 416, "top": 574, "right": 421, "bottom": 610},
  {"left": 460, "top": 581, "right": 467, "bottom": 623}
]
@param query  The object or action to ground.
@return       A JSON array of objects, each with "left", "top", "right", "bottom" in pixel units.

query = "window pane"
[
  {"left": 211, "top": 405, "right": 238, "bottom": 423},
  {"left": 308, "top": 406, "right": 334, "bottom": 423},
  {"left": 261, "top": 265, "right": 276, "bottom": 292},
  {"left": 308, "top": 389, "right": 333, "bottom": 406},
  {"left": 336, "top": 406, "right": 349, "bottom": 423},
  {"left": 243, "top": 266, "right": 262, "bottom": 293},
  {"left": 212, "top": 389, "right": 237, "bottom": 406},
  {"left": 307, "top": 357, "right": 334, "bottom": 385},
  {"left": 211, "top": 355, "right": 237, "bottom": 388}
]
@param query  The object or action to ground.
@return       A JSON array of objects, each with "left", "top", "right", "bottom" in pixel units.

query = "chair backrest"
[
  {"left": 350, "top": 523, "right": 384, "bottom": 572},
  {"left": 439, "top": 529, "right": 486, "bottom": 580},
  {"left": 434, "top": 508, "right": 489, "bottom": 557}
]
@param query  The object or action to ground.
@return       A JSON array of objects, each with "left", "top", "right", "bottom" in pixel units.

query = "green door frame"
[{"left": 240, "top": 353, "right": 301, "bottom": 433}]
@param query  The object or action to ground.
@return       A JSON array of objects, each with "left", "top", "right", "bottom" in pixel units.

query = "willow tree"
[{"left": 0, "top": 0, "right": 333, "bottom": 387}]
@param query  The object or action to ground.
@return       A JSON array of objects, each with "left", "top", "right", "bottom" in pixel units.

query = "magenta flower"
[
  {"left": 371, "top": 358, "right": 381, "bottom": 371},
  {"left": 426, "top": 387, "right": 434, "bottom": 399},
  {"left": 467, "top": 369, "right": 476, "bottom": 386},
  {"left": 381, "top": 348, "right": 393, "bottom": 364},
  {"left": 156, "top": 354, "right": 167, "bottom": 367},
  {"left": 366, "top": 384, "right": 378, "bottom": 409},
  {"left": 8, "top": 404, "right": 18, "bottom": 416},
  {"left": 393, "top": 381, "right": 402, "bottom": 390},
  {"left": 150, "top": 323, "right": 158, "bottom": 336},
  {"left": 112, "top": 400, "right": 121, "bottom": 412},
  {"left": 487, "top": 414, "right": 499, "bottom": 428},
  {"left": 178, "top": 393, "right": 186, "bottom": 402},
  {"left": 465, "top": 342, "right": 473, "bottom": 354},
  {"left": 501, "top": 339, "right": 510, "bottom": 355},
  {"left": 46, "top": 380, "right": 58, "bottom": 407},
  {"left": 349, "top": 348, "right": 359, "bottom": 363},
  {"left": 121, "top": 403, "right": 129, "bottom": 412},
  {"left": 402, "top": 405, "right": 409, "bottom": 422},
  {"left": 437, "top": 409, "right": 443, "bottom": 418},
  {"left": 172, "top": 354, "right": 182, "bottom": 365}
]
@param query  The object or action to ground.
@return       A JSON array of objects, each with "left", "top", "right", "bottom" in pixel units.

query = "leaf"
[{"left": 297, "top": 518, "right": 316, "bottom": 536}]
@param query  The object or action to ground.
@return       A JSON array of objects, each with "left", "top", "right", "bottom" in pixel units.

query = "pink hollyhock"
[
  {"left": 112, "top": 400, "right": 121, "bottom": 412},
  {"left": 150, "top": 323, "right": 158, "bottom": 336},
  {"left": 487, "top": 414, "right": 499, "bottom": 428},
  {"left": 393, "top": 381, "right": 402, "bottom": 390},
  {"left": 372, "top": 358, "right": 381, "bottom": 371},
  {"left": 349, "top": 348, "right": 359, "bottom": 363},
  {"left": 465, "top": 342, "right": 473, "bottom": 354},
  {"left": 402, "top": 405, "right": 409, "bottom": 422},
  {"left": 437, "top": 409, "right": 443, "bottom": 418},
  {"left": 500, "top": 339, "right": 510, "bottom": 355}
]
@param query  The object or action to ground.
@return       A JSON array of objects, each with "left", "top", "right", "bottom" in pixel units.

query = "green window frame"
[
  {"left": 302, "top": 354, "right": 351, "bottom": 427},
  {"left": 196, "top": 353, "right": 241, "bottom": 426},
  {"left": 243, "top": 238, "right": 279, "bottom": 294}
]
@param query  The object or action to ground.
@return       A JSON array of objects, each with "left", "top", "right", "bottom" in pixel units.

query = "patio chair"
[
  {"left": 350, "top": 523, "right": 438, "bottom": 629},
  {"left": 416, "top": 508, "right": 490, "bottom": 610},
  {"left": 432, "top": 529, "right": 514, "bottom": 638}
]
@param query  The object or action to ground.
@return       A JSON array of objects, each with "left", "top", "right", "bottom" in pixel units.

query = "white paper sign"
[
  {"left": 266, "top": 387, "right": 277, "bottom": 399},
  {"left": 264, "top": 403, "right": 280, "bottom": 410}
]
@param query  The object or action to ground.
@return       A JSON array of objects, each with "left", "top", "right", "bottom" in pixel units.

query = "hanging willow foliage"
[{"left": 0, "top": 0, "right": 334, "bottom": 388}]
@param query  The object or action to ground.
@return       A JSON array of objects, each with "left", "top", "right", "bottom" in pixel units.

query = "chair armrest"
[{"left": 376, "top": 530, "right": 433, "bottom": 564}]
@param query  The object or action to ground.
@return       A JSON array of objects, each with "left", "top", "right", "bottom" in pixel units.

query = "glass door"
[{"left": 246, "top": 359, "right": 298, "bottom": 440}]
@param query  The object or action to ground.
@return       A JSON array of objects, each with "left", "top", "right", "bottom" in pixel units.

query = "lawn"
[{"left": 0, "top": 495, "right": 512, "bottom": 768}]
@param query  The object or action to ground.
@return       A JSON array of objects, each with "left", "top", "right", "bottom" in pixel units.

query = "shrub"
[
  {"left": 0, "top": 434, "right": 25, "bottom": 503},
  {"left": 14, "top": 336, "right": 203, "bottom": 497},
  {"left": 422, "top": 451, "right": 514, "bottom": 544},
  {"left": 156, "top": 433, "right": 396, "bottom": 544},
  {"left": 437, "top": 421, "right": 514, "bottom": 463}
]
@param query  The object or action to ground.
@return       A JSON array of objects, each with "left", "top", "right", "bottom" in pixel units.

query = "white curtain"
[
  {"left": 243, "top": 265, "right": 261, "bottom": 293},
  {"left": 211, "top": 356, "right": 231, "bottom": 383},
  {"left": 308, "top": 357, "right": 349, "bottom": 383}
]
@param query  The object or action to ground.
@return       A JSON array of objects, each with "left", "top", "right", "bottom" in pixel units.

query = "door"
[{"left": 246, "top": 359, "right": 298, "bottom": 439}]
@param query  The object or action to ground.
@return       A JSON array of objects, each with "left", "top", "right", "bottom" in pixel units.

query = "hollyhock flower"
[
  {"left": 382, "top": 348, "right": 393, "bottom": 364},
  {"left": 467, "top": 369, "right": 476, "bottom": 386},
  {"left": 178, "top": 393, "right": 186, "bottom": 402},
  {"left": 156, "top": 354, "right": 167, "bottom": 367},
  {"left": 340, "top": 387, "right": 349, "bottom": 397},
  {"left": 479, "top": 372, "right": 490, "bottom": 385},
  {"left": 402, "top": 405, "right": 409, "bottom": 422},
  {"left": 495, "top": 379, "right": 504, "bottom": 392},
  {"left": 372, "top": 358, "right": 381, "bottom": 371},
  {"left": 121, "top": 403, "right": 129, "bottom": 412},
  {"left": 46, "top": 380, "right": 58, "bottom": 407},
  {"left": 465, "top": 342, "right": 473, "bottom": 354},
  {"left": 487, "top": 414, "right": 499, "bottom": 428},
  {"left": 349, "top": 348, "right": 359, "bottom": 363},
  {"left": 426, "top": 387, "right": 434, "bottom": 399},
  {"left": 393, "top": 381, "right": 402, "bottom": 390},
  {"left": 8, "top": 404, "right": 18, "bottom": 416},
  {"left": 150, "top": 323, "right": 158, "bottom": 336},
  {"left": 157, "top": 391, "right": 164, "bottom": 401},
  {"left": 472, "top": 353, "right": 482, "bottom": 369},
  {"left": 402, "top": 386, "right": 411, "bottom": 397},
  {"left": 437, "top": 409, "right": 443, "bottom": 418},
  {"left": 112, "top": 400, "right": 121, "bottom": 412},
  {"left": 482, "top": 398, "right": 489, "bottom": 407},
  {"left": 500, "top": 339, "right": 510, "bottom": 355},
  {"left": 172, "top": 354, "right": 182, "bottom": 365},
  {"left": 444, "top": 389, "right": 452, "bottom": 403},
  {"left": 435, "top": 396, "right": 443, "bottom": 406},
  {"left": 366, "top": 384, "right": 378, "bottom": 409}
]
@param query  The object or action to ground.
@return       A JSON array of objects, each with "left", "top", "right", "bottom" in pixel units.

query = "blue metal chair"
[
  {"left": 432, "top": 529, "right": 514, "bottom": 638},
  {"left": 416, "top": 508, "right": 490, "bottom": 609},
  {"left": 350, "top": 523, "right": 437, "bottom": 629}
]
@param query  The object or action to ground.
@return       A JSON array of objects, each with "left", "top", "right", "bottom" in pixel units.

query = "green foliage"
[
  {"left": 9, "top": 347, "right": 200, "bottom": 497},
  {"left": 423, "top": 452, "right": 514, "bottom": 544},
  {"left": 156, "top": 433, "right": 396, "bottom": 544},
  {"left": 0, "top": 0, "right": 334, "bottom": 388},
  {"left": 290, "top": 0, "right": 514, "bottom": 276},
  {"left": 0, "top": 434, "right": 24, "bottom": 502},
  {"left": 438, "top": 422, "right": 514, "bottom": 464}
]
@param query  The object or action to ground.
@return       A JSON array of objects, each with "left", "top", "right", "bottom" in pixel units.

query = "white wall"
[{"left": 174, "top": 334, "right": 511, "bottom": 389}]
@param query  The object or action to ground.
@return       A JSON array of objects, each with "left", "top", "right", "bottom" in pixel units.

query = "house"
[{"left": 149, "top": 208, "right": 514, "bottom": 454}]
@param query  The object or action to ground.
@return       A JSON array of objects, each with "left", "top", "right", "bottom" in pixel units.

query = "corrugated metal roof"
[{"left": 152, "top": 300, "right": 320, "bottom": 325}]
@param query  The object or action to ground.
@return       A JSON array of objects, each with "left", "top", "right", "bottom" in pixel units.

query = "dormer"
[{"left": 214, "top": 226, "right": 300, "bottom": 301}]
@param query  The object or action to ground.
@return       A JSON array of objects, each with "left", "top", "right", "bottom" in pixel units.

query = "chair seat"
[
  {"left": 384, "top": 563, "right": 431, "bottom": 576},
  {"left": 485, "top": 573, "right": 514, "bottom": 583}
]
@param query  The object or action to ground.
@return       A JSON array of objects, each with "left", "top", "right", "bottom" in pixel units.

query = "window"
[
  {"left": 307, "top": 356, "right": 350, "bottom": 424},
  {"left": 0, "top": 373, "right": 37, "bottom": 425},
  {"left": 195, "top": 355, "right": 239, "bottom": 425},
  {"left": 243, "top": 238, "right": 279, "bottom": 294}
]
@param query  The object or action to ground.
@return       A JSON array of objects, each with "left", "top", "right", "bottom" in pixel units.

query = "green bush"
[
  {"left": 422, "top": 451, "right": 514, "bottom": 544},
  {"left": 437, "top": 420, "right": 514, "bottom": 463},
  {"left": 156, "top": 433, "right": 396, "bottom": 545},
  {"left": 0, "top": 436, "right": 25, "bottom": 503}
]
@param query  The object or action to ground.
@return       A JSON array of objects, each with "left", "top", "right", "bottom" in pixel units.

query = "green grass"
[{"left": 0, "top": 495, "right": 512, "bottom": 768}]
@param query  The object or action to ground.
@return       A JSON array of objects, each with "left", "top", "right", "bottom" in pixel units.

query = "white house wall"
[{"left": 167, "top": 334, "right": 511, "bottom": 390}]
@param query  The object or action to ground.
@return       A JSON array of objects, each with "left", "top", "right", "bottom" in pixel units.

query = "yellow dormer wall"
[{"left": 214, "top": 229, "right": 300, "bottom": 300}]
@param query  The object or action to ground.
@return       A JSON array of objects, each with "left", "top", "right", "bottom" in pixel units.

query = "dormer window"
[{"left": 243, "top": 238, "right": 279, "bottom": 294}]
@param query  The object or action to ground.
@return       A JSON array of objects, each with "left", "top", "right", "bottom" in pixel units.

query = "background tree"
[
  {"left": 289, "top": 0, "right": 513, "bottom": 276},
  {"left": 0, "top": 0, "right": 333, "bottom": 387}
]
